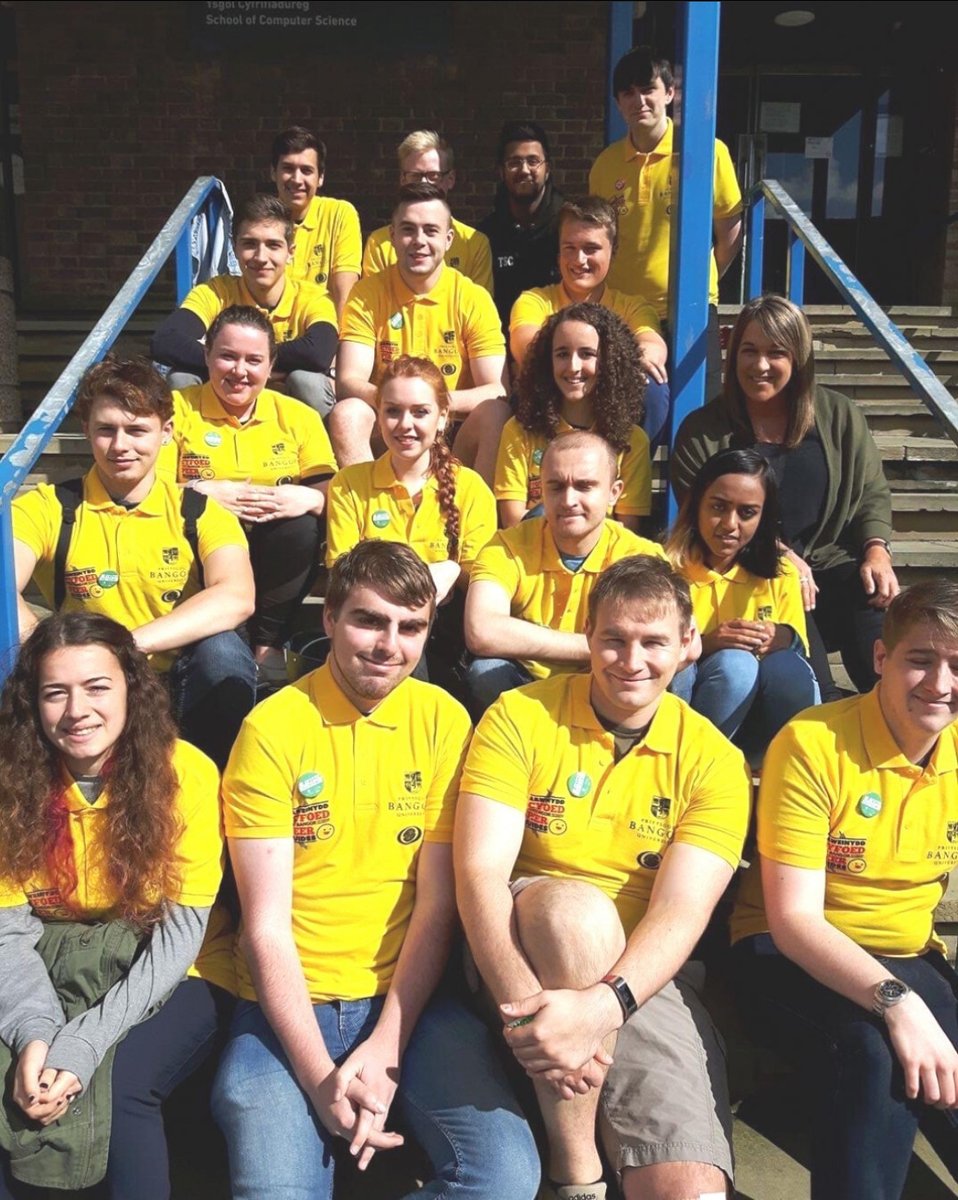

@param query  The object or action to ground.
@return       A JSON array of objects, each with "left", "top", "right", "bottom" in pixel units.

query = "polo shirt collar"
[
  {"left": 541, "top": 519, "right": 614, "bottom": 574},
  {"left": 861, "top": 685, "right": 958, "bottom": 775},
  {"left": 370, "top": 453, "right": 439, "bottom": 497},
  {"left": 391, "top": 263, "right": 451, "bottom": 307},
  {"left": 84, "top": 468, "right": 165, "bottom": 517},
  {"left": 240, "top": 275, "right": 296, "bottom": 322},
  {"left": 297, "top": 196, "right": 321, "bottom": 233},
  {"left": 683, "top": 558, "right": 752, "bottom": 586},
  {"left": 199, "top": 382, "right": 279, "bottom": 427},
  {"left": 624, "top": 117, "right": 673, "bottom": 162},
  {"left": 568, "top": 672, "right": 679, "bottom": 754},
  {"left": 61, "top": 765, "right": 109, "bottom": 813},
  {"left": 307, "top": 662, "right": 403, "bottom": 730}
]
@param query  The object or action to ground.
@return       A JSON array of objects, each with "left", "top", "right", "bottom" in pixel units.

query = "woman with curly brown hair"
[
  {"left": 0, "top": 613, "right": 231, "bottom": 1200},
  {"left": 495, "top": 302, "right": 651, "bottom": 532}
]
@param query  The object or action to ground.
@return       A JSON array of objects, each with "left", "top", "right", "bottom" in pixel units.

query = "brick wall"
[
  {"left": 944, "top": 80, "right": 958, "bottom": 308},
  {"left": 14, "top": 1, "right": 608, "bottom": 309}
]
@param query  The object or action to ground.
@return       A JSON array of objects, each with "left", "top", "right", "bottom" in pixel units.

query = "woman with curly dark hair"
[
  {"left": 495, "top": 302, "right": 650, "bottom": 532},
  {"left": 0, "top": 613, "right": 231, "bottom": 1200}
]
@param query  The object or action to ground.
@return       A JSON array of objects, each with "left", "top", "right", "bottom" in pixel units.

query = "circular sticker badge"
[
  {"left": 389, "top": 311, "right": 404, "bottom": 330},
  {"left": 532, "top": 448, "right": 544, "bottom": 466},
  {"left": 857, "top": 792, "right": 882, "bottom": 819},
  {"left": 297, "top": 772, "right": 325, "bottom": 799},
  {"left": 204, "top": 431, "right": 223, "bottom": 448},
  {"left": 97, "top": 570, "right": 119, "bottom": 590},
  {"left": 371, "top": 510, "right": 390, "bottom": 529},
  {"left": 567, "top": 772, "right": 592, "bottom": 798}
]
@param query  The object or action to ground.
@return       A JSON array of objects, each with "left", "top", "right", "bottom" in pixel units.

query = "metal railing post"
[
  {"left": 605, "top": 1, "right": 632, "bottom": 143},
  {"left": 668, "top": 0, "right": 721, "bottom": 523},
  {"left": 0, "top": 505, "right": 17, "bottom": 678},
  {"left": 746, "top": 193, "right": 765, "bottom": 299},
  {"left": 787, "top": 227, "right": 806, "bottom": 305},
  {"left": 175, "top": 222, "right": 194, "bottom": 306}
]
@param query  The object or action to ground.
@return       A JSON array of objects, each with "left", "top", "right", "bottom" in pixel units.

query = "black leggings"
[
  {"left": 246, "top": 514, "right": 323, "bottom": 649},
  {"left": 806, "top": 559, "right": 886, "bottom": 701}
]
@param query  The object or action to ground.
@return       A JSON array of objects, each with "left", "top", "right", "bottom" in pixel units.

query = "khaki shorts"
[{"left": 599, "top": 962, "right": 734, "bottom": 1182}]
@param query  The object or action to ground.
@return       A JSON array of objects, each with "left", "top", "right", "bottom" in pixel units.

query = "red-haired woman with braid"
[
  {"left": 326, "top": 356, "right": 496, "bottom": 596},
  {"left": 326, "top": 355, "right": 496, "bottom": 688}
]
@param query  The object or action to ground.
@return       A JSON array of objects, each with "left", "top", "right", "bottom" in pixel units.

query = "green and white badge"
[
  {"left": 297, "top": 772, "right": 325, "bottom": 799},
  {"left": 567, "top": 772, "right": 592, "bottom": 798},
  {"left": 857, "top": 792, "right": 882, "bottom": 819}
]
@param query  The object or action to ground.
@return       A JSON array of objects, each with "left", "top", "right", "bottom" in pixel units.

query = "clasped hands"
[
  {"left": 500, "top": 984, "right": 624, "bottom": 1101},
  {"left": 14, "top": 1040, "right": 82, "bottom": 1127}
]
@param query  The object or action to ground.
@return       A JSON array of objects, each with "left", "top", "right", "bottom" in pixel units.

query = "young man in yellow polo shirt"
[
  {"left": 456, "top": 553, "right": 751, "bottom": 1200},
  {"left": 11, "top": 357, "right": 255, "bottom": 767},
  {"left": 331, "top": 183, "right": 508, "bottom": 483},
  {"left": 212, "top": 541, "right": 538, "bottom": 1200},
  {"left": 464, "top": 431, "right": 666, "bottom": 713},
  {"left": 510, "top": 197, "right": 669, "bottom": 444},
  {"left": 151, "top": 195, "right": 339, "bottom": 415},
  {"left": 363, "top": 130, "right": 493, "bottom": 293},
  {"left": 589, "top": 47, "right": 742, "bottom": 403},
  {"left": 270, "top": 125, "right": 362, "bottom": 319},
  {"left": 731, "top": 580, "right": 958, "bottom": 1200}
]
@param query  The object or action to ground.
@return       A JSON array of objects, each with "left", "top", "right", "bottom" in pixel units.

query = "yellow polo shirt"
[
  {"left": 223, "top": 665, "right": 472, "bottom": 1003},
  {"left": 326, "top": 453, "right": 496, "bottom": 577},
  {"left": 0, "top": 739, "right": 229, "bottom": 987},
  {"left": 13, "top": 470, "right": 247, "bottom": 672},
  {"left": 469, "top": 518, "right": 665, "bottom": 679},
  {"left": 494, "top": 415, "right": 651, "bottom": 517},
  {"left": 680, "top": 556, "right": 808, "bottom": 653},
  {"left": 289, "top": 195, "right": 362, "bottom": 291},
  {"left": 363, "top": 218, "right": 494, "bottom": 294},
  {"left": 180, "top": 273, "right": 337, "bottom": 344},
  {"left": 461, "top": 675, "right": 750, "bottom": 934},
  {"left": 509, "top": 283, "right": 660, "bottom": 339},
  {"left": 732, "top": 689, "right": 958, "bottom": 956},
  {"left": 340, "top": 263, "right": 504, "bottom": 390},
  {"left": 170, "top": 383, "right": 337, "bottom": 486},
  {"left": 589, "top": 121, "right": 742, "bottom": 317}
]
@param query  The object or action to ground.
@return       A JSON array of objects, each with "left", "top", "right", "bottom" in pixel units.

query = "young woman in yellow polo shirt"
[
  {"left": 326, "top": 354, "right": 496, "bottom": 690},
  {"left": 0, "top": 613, "right": 230, "bottom": 1200},
  {"left": 172, "top": 305, "right": 338, "bottom": 686},
  {"left": 667, "top": 447, "right": 819, "bottom": 761},
  {"left": 495, "top": 302, "right": 651, "bottom": 532}
]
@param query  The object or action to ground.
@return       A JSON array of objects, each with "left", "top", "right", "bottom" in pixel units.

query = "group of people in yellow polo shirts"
[{"left": 4, "top": 43, "right": 958, "bottom": 1200}]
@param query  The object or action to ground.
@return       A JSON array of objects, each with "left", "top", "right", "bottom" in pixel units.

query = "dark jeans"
[
  {"left": 246, "top": 513, "right": 323, "bottom": 649},
  {"left": 169, "top": 630, "right": 256, "bottom": 770},
  {"left": 732, "top": 934, "right": 958, "bottom": 1200},
  {"left": 0, "top": 979, "right": 233, "bottom": 1200},
  {"left": 807, "top": 558, "right": 886, "bottom": 699}
]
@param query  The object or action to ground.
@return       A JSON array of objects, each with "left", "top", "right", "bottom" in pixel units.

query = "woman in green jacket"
[{"left": 671, "top": 294, "right": 899, "bottom": 699}]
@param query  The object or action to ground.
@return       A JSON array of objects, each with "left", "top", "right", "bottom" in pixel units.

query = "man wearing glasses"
[
  {"left": 478, "top": 121, "right": 567, "bottom": 330},
  {"left": 363, "top": 131, "right": 493, "bottom": 294}
]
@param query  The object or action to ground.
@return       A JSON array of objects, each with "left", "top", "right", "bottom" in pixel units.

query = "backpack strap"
[
  {"left": 180, "top": 486, "right": 208, "bottom": 589},
  {"left": 52, "top": 478, "right": 85, "bottom": 609}
]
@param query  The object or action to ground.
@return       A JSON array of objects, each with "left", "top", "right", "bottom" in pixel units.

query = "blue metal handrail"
[
  {"left": 745, "top": 178, "right": 958, "bottom": 450},
  {"left": 0, "top": 175, "right": 232, "bottom": 673}
]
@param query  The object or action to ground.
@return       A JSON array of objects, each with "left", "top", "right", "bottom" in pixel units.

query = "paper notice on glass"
[
  {"left": 805, "top": 137, "right": 833, "bottom": 159},
  {"left": 760, "top": 102, "right": 801, "bottom": 133}
]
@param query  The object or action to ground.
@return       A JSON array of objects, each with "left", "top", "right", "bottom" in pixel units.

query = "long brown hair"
[
  {"left": 0, "top": 614, "right": 183, "bottom": 928},
  {"left": 723, "top": 295, "right": 816, "bottom": 449},
  {"left": 378, "top": 355, "right": 461, "bottom": 561}
]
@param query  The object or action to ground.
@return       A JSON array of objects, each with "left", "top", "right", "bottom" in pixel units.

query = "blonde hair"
[
  {"left": 397, "top": 130, "right": 454, "bottom": 171},
  {"left": 723, "top": 295, "right": 816, "bottom": 449}
]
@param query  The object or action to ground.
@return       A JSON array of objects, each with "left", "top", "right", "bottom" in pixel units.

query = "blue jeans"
[
  {"left": 211, "top": 992, "right": 539, "bottom": 1200},
  {"left": 733, "top": 935, "right": 958, "bottom": 1200},
  {"left": 169, "top": 630, "right": 256, "bottom": 769},
  {"left": 465, "top": 657, "right": 534, "bottom": 717},
  {"left": 670, "top": 647, "right": 819, "bottom": 760}
]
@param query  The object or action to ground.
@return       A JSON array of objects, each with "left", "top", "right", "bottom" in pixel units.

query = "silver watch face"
[{"left": 877, "top": 979, "right": 909, "bottom": 1004}]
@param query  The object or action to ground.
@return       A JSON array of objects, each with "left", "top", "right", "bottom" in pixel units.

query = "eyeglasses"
[
  {"left": 504, "top": 156, "right": 546, "bottom": 171},
  {"left": 401, "top": 170, "right": 449, "bottom": 184}
]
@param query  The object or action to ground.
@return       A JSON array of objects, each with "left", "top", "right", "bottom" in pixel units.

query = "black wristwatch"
[
  {"left": 872, "top": 978, "right": 911, "bottom": 1018},
  {"left": 601, "top": 973, "right": 638, "bottom": 1021}
]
